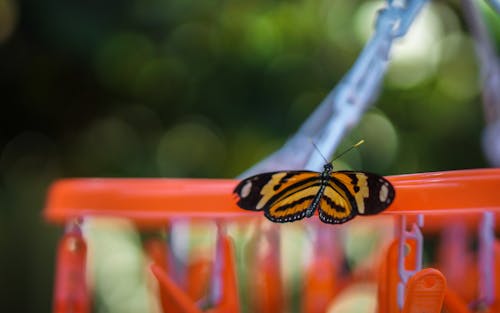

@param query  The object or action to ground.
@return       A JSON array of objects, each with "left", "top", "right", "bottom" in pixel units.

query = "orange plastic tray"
[{"left": 44, "top": 169, "right": 500, "bottom": 227}]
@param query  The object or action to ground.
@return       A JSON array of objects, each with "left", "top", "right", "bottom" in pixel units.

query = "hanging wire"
[
  {"left": 239, "top": 0, "right": 428, "bottom": 177},
  {"left": 461, "top": 0, "right": 500, "bottom": 167}
]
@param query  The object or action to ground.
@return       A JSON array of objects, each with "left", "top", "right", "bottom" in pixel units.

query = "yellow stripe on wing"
[
  {"left": 267, "top": 186, "right": 320, "bottom": 219},
  {"left": 320, "top": 185, "right": 353, "bottom": 220},
  {"left": 257, "top": 172, "right": 319, "bottom": 210},
  {"left": 332, "top": 172, "right": 369, "bottom": 214},
  {"left": 256, "top": 172, "right": 287, "bottom": 210}
]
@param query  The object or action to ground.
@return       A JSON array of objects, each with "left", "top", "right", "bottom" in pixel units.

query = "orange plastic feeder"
[{"left": 44, "top": 168, "right": 500, "bottom": 313}]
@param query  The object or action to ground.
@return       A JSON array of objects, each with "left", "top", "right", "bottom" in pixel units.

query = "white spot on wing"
[
  {"left": 379, "top": 184, "right": 389, "bottom": 202},
  {"left": 240, "top": 181, "right": 252, "bottom": 198}
]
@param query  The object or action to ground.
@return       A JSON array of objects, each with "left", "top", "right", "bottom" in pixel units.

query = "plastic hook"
[
  {"left": 478, "top": 211, "right": 495, "bottom": 306},
  {"left": 397, "top": 214, "right": 424, "bottom": 309}
]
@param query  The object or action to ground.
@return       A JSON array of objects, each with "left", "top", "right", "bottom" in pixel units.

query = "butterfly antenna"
[
  {"left": 331, "top": 139, "right": 365, "bottom": 163},
  {"left": 310, "top": 140, "right": 330, "bottom": 164}
]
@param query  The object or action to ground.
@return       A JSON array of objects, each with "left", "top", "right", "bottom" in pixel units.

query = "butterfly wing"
[
  {"left": 233, "top": 171, "right": 321, "bottom": 223},
  {"left": 318, "top": 171, "right": 395, "bottom": 224},
  {"left": 318, "top": 183, "right": 357, "bottom": 224}
]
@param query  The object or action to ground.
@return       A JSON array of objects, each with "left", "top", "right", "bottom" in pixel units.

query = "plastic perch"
[{"left": 44, "top": 168, "right": 500, "bottom": 227}]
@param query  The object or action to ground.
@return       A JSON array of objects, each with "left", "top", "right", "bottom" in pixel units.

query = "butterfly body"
[
  {"left": 304, "top": 163, "right": 332, "bottom": 218},
  {"left": 234, "top": 163, "right": 395, "bottom": 224}
]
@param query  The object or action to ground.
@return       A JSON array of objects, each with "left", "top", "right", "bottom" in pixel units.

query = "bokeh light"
[
  {"left": 0, "top": 131, "right": 60, "bottom": 201},
  {"left": 355, "top": 111, "right": 399, "bottom": 172},
  {"left": 0, "top": 0, "right": 17, "bottom": 43},
  {"left": 156, "top": 118, "right": 226, "bottom": 177},
  {"left": 435, "top": 33, "right": 480, "bottom": 101},
  {"left": 355, "top": 2, "right": 445, "bottom": 89},
  {"left": 94, "top": 32, "right": 156, "bottom": 94},
  {"left": 72, "top": 117, "right": 141, "bottom": 175}
]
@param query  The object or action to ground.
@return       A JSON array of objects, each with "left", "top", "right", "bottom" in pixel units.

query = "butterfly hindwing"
[
  {"left": 265, "top": 184, "right": 320, "bottom": 223},
  {"left": 318, "top": 183, "right": 357, "bottom": 224}
]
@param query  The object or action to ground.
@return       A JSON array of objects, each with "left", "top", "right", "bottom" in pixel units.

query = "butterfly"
[{"left": 233, "top": 162, "right": 395, "bottom": 224}]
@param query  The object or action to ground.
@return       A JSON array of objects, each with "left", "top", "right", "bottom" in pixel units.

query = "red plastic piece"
[
  {"left": 438, "top": 224, "right": 478, "bottom": 303},
  {"left": 377, "top": 239, "right": 418, "bottom": 313},
  {"left": 246, "top": 224, "right": 284, "bottom": 313},
  {"left": 150, "top": 233, "right": 239, "bottom": 313},
  {"left": 145, "top": 239, "right": 180, "bottom": 313},
  {"left": 302, "top": 226, "right": 343, "bottom": 313},
  {"left": 53, "top": 230, "right": 90, "bottom": 313},
  {"left": 151, "top": 264, "right": 202, "bottom": 313},
  {"left": 488, "top": 241, "right": 500, "bottom": 312},
  {"left": 146, "top": 237, "right": 212, "bottom": 308},
  {"left": 302, "top": 257, "right": 338, "bottom": 313},
  {"left": 402, "top": 268, "right": 446, "bottom": 313},
  {"left": 186, "top": 258, "right": 212, "bottom": 303},
  {"left": 211, "top": 235, "right": 240, "bottom": 313},
  {"left": 443, "top": 288, "right": 472, "bottom": 313}
]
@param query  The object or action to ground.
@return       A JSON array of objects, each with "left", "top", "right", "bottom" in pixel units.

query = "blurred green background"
[{"left": 0, "top": 0, "right": 498, "bottom": 312}]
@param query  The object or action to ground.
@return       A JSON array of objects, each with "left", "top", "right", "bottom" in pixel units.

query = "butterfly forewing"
[
  {"left": 234, "top": 171, "right": 319, "bottom": 211},
  {"left": 329, "top": 171, "right": 395, "bottom": 215}
]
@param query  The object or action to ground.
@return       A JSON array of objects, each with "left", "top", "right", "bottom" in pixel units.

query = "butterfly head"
[
  {"left": 312, "top": 140, "right": 365, "bottom": 174},
  {"left": 323, "top": 163, "right": 333, "bottom": 172},
  {"left": 322, "top": 162, "right": 334, "bottom": 177}
]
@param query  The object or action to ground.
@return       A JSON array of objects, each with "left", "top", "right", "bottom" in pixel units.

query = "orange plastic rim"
[{"left": 43, "top": 169, "right": 500, "bottom": 227}]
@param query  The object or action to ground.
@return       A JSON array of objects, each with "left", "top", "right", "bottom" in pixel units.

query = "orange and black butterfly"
[{"left": 233, "top": 147, "right": 395, "bottom": 224}]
